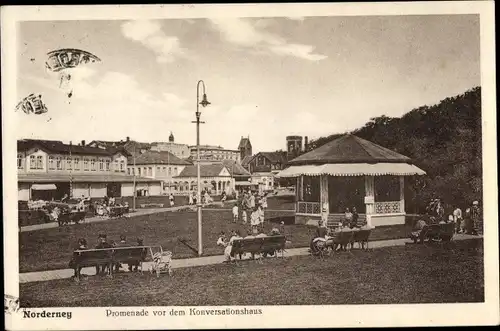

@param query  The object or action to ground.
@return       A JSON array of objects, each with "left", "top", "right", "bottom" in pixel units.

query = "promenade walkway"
[
  {"left": 20, "top": 200, "right": 242, "bottom": 233},
  {"left": 19, "top": 233, "right": 480, "bottom": 284}
]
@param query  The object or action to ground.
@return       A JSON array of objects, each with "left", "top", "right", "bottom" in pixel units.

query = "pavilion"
[{"left": 277, "top": 134, "right": 426, "bottom": 227}]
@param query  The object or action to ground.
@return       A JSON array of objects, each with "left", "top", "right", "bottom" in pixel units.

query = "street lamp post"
[
  {"left": 193, "top": 80, "right": 210, "bottom": 256},
  {"left": 133, "top": 143, "right": 136, "bottom": 211}
]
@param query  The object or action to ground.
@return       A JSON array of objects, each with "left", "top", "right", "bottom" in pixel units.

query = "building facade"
[
  {"left": 149, "top": 132, "right": 190, "bottom": 159},
  {"left": 127, "top": 150, "right": 192, "bottom": 194},
  {"left": 17, "top": 139, "right": 161, "bottom": 201},
  {"left": 175, "top": 163, "right": 236, "bottom": 195},
  {"left": 245, "top": 151, "right": 288, "bottom": 193},
  {"left": 188, "top": 145, "right": 241, "bottom": 163}
]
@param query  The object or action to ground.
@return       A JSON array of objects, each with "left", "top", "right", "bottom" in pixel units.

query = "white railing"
[
  {"left": 297, "top": 201, "right": 321, "bottom": 215},
  {"left": 374, "top": 201, "right": 401, "bottom": 214}
]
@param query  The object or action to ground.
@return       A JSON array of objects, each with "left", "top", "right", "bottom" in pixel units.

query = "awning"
[
  {"left": 31, "top": 184, "right": 57, "bottom": 190},
  {"left": 277, "top": 163, "right": 426, "bottom": 177}
]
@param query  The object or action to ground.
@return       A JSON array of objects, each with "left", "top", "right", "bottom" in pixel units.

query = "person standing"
[
  {"left": 471, "top": 201, "right": 482, "bottom": 235},
  {"left": 258, "top": 204, "right": 265, "bottom": 230},
  {"left": 249, "top": 192, "right": 256, "bottom": 210},
  {"left": 350, "top": 207, "right": 359, "bottom": 228},
  {"left": 221, "top": 191, "right": 227, "bottom": 207},
  {"left": 188, "top": 193, "right": 193, "bottom": 206},
  {"left": 453, "top": 206, "right": 463, "bottom": 233},
  {"left": 169, "top": 193, "right": 175, "bottom": 207},
  {"left": 250, "top": 207, "right": 260, "bottom": 234},
  {"left": 232, "top": 204, "right": 239, "bottom": 223}
]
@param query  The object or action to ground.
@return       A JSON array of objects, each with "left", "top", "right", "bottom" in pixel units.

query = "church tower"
[
  {"left": 238, "top": 135, "right": 252, "bottom": 160},
  {"left": 169, "top": 132, "right": 174, "bottom": 143}
]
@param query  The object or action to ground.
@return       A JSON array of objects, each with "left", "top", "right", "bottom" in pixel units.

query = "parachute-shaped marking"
[
  {"left": 15, "top": 94, "right": 48, "bottom": 115},
  {"left": 45, "top": 48, "right": 101, "bottom": 73}
]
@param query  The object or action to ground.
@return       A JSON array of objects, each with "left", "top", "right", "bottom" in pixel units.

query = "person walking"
[{"left": 169, "top": 193, "right": 175, "bottom": 207}]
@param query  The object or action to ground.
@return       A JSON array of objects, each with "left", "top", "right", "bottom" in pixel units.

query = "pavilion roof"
[{"left": 288, "top": 134, "right": 412, "bottom": 165}]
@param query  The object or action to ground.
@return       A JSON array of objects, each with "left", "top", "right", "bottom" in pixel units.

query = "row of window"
[
  {"left": 18, "top": 155, "right": 126, "bottom": 172},
  {"left": 127, "top": 166, "right": 179, "bottom": 177}
]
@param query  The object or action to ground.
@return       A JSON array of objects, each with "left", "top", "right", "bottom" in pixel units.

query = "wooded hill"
[{"left": 307, "top": 87, "right": 482, "bottom": 213}]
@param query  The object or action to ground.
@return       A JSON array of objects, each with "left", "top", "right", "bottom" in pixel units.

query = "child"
[
  {"left": 250, "top": 207, "right": 260, "bottom": 235},
  {"left": 258, "top": 205, "right": 265, "bottom": 230},
  {"left": 232, "top": 204, "right": 239, "bottom": 223},
  {"left": 216, "top": 231, "right": 227, "bottom": 248},
  {"left": 241, "top": 208, "right": 248, "bottom": 224}
]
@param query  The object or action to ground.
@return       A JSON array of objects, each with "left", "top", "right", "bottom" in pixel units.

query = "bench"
[
  {"left": 230, "top": 235, "right": 287, "bottom": 261},
  {"left": 409, "top": 223, "right": 454, "bottom": 243},
  {"left": 325, "top": 231, "right": 355, "bottom": 252},
  {"left": 69, "top": 246, "right": 149, "bottom": 281},
  {"left": 108, "top": 206, "right": 128, "bottom": 218},
  {"left": 327, "top": 214, "right": 367, "bottom": 229},
  {"left": 112, "top": 246, "right": 149, "bottom": 272},
  {"left": 58, "top": 211, "right": 86, "bottom": 226}
]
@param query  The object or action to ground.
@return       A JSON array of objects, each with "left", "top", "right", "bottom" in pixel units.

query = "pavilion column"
[
  {"left": 320, "top": 175, "right": 329, "bottom": 223},
  {"left": 364, "top": 176, "right": 375, "bottom": 227},
  {"left": 399, "top": 176, "right": 405, "bottom": 213}
]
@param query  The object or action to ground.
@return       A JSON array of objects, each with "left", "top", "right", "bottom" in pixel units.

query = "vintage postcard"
[{"left": 2, "top": 2, "right": 499, "bottom": 330}]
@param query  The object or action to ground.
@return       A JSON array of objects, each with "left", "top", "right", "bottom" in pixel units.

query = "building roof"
[
  {"left": 18, "top": 173, "right": 161, "bottom": 183},
  {"left": 176, "top": 164, "right": 230, "bottom": 178},
  {"left": 258, "top": 151, "right": 288, "bottom": 164},
  {"left": 278, "top": 163, "right": 426, "bottom": 177},
  {"left": 238, "top": 137, "right": 252, "bottom": 149},
  {"left": 221, "top": 160, "right": 251, "bottom": 177},
  {"left": 287, "top": 134, "right": 412, "bottom": 165},
  {"left": 241, "top": 155, "right": 253, "bottom": 167},
  {"left": 131, "top": 150, "right": 192, "bottom": 166},
  {"left": 17, "top": 139, "right": 125, "bottom": 156}
]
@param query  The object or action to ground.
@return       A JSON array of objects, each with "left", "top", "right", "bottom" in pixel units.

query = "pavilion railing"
[
  {"left": 374, "top": 201, "right": 401, "bottom": 214},
  {"left": 297, "top": 201, "right": 321, "bottom": 215}
]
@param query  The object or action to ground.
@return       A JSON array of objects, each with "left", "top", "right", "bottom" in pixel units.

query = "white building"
[
  {"left": 149, "top": 132, "right": 190, "bottom": 159},
  {"left": 127, "top": 150, "right": 192, "bottom": 194},
  {"left": 17, "top": 139, "right": 161, "bottom": 201}
]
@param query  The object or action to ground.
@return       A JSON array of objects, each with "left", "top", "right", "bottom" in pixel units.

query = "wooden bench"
[
  {"left": 112, "top": 246, "right": 149, "bottom": 272},
  {"left": 69, "top": 246, "right": 149, "bottom": 281},
  {"left": 327, "top": 214, "right": 367, "bottom": 229},
  {"left": 325, "top": 231, "right": 355, "bottom": 252},
  {"left": 231, "top": 235, "right": 287, "bottom": 261},
  {"left": 70, "top": 248, "right": 114, "bottom": 281},
  {"left": 409, "top": 223, "right": 454, "bottom": 243}
]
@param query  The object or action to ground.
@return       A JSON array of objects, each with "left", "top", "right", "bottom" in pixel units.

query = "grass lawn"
[
  {"left": 19, "top": 206, "right": 409, "bottom": 273},
  {"left": 19, "top": 239, "right": 483, "bottom": 307}
]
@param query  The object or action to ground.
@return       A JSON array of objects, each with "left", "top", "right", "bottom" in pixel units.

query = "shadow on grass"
[{"left": 20, "top": 239, "right": 483, "bottom": 307}]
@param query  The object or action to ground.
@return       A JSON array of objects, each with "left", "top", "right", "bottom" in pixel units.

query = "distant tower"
[
  {"left": 238, "top": 135, "right": 252, "bottom": 160},
  {"left": 286, "top": 135, "right": 303, "bottom": 160},
  {"left": 169, "top": 132, "right": 174, "bottom": 143}
]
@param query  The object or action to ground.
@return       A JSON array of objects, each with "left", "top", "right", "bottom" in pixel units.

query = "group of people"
[
  {"left": 70, "top": 233, "right": 145, "bottom": 279},
  {"left": 309, "top": 216, "right": 373, "bottom": 255},
  {"left": 423, "top": 198, "right": 483, "bottom": 235},
  {"left": 188, "top": 191, "right": 213, "bottom": 206},
  {"left": 232, "top": 191, "right": 269, "bottom": 234},
  {"left": 216, "top": 224, "right": 284, "bottom": 262},
  {"left": 94, "top": 195, "right": 129, "bottom": 218}
]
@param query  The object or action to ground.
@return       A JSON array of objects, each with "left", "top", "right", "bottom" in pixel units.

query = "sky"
[{"left": 16, "top": 15, "right": 480, "bottom": 153}]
